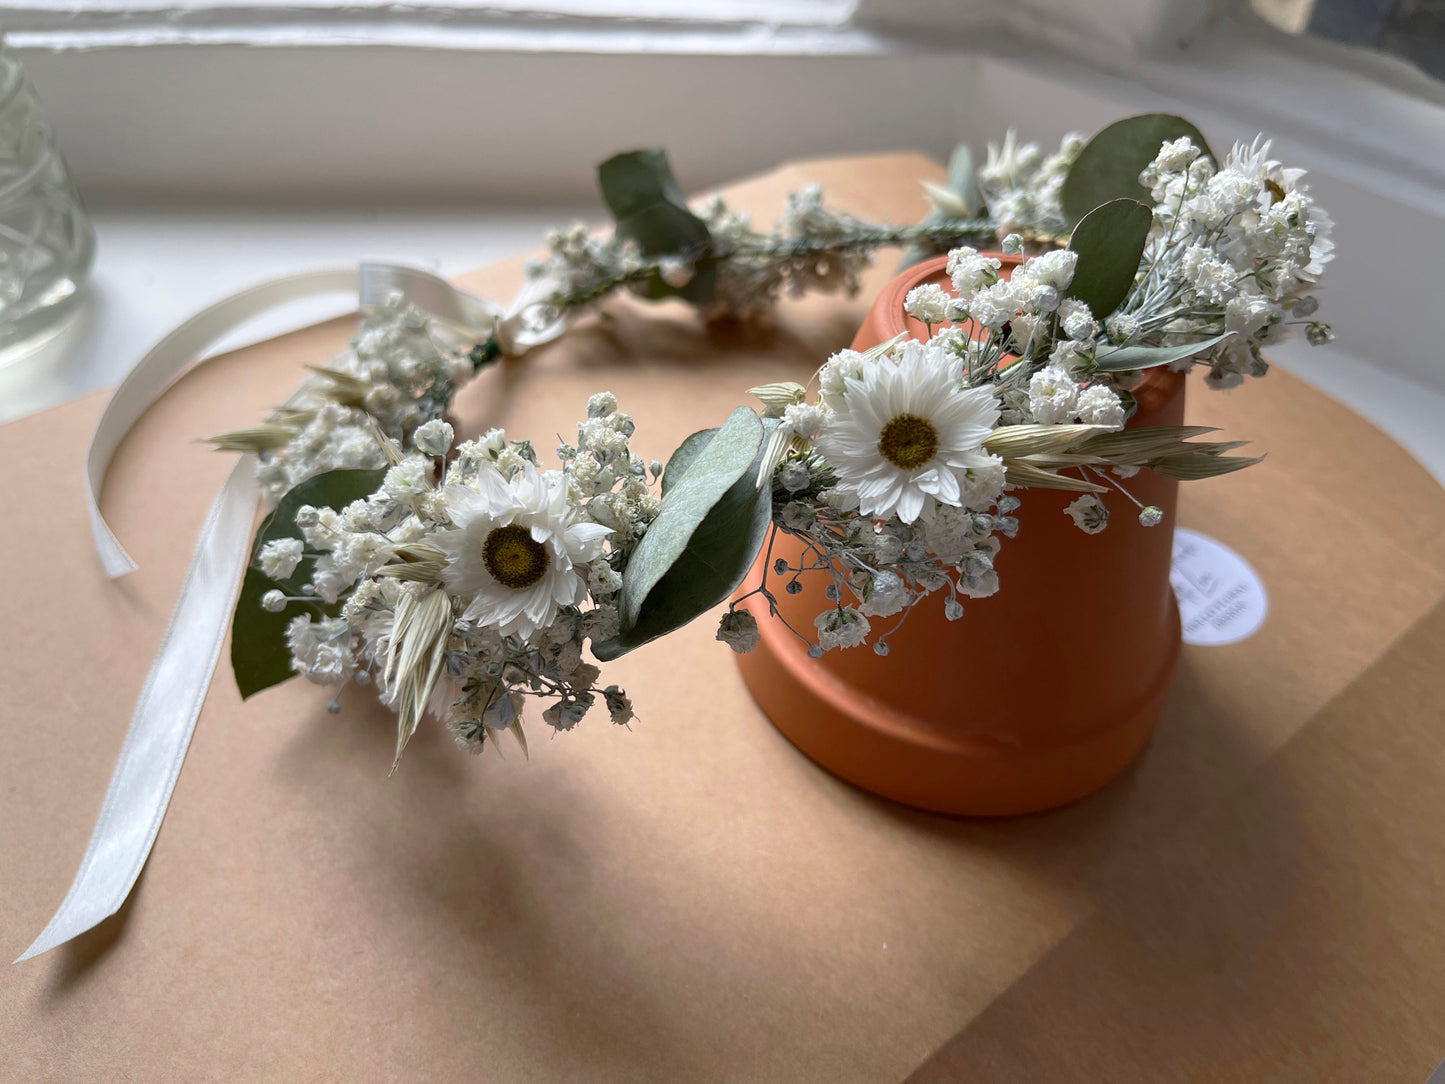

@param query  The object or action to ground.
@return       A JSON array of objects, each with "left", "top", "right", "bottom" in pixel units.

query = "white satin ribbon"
[
  {"left": 22, "top": 263, "right": 512, "bottom": 962},
  {"left": 18, "top": 457, "right": 260, "bottom": 962},
  {"left": 87, "top": 269, "right": 356, "bottom": 577}
]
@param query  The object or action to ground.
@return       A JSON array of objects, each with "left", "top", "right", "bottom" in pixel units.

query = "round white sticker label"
[{"left": 1170, "top": 527, "right": 1268, "bottom": 646}]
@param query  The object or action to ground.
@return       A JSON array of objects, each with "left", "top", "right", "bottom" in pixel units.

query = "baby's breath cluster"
[
  {"left": 725, "top": 334, "right": 1025, "bottom": 657},
  {"left": 724, "top": 438, "right": 1018, "bottom": 658},
  {"left": 1117, "top": 135, "right": 1334, "bottom": 388},
  {"left": 522, "top": 224, "right": 649, "bottom": 324},
  {"left": 977, "top": 130, "right": 1086, "bottom": 238},
  {"left": 694, "top": 185, "right": 875, "bottom": 319},
  {"left": 520, "top": 184, "right": 888, "bottom": 327},
  {"left": 260, "top": 393, "right": 653, "bottom": 764},
  {"left": 213, "top": 296, "right": 478, "bottom": 506},
  {"left": 937, "top": 246, "right": 1125, "bottom": 423}
]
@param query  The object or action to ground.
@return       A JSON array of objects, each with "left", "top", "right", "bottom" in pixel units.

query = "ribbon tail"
[
  {"left": 18, "top": 457, "right": 260, "bottom": 962},
  {"left": 27, "top": 262, "right": 504, "bottom": 963}
]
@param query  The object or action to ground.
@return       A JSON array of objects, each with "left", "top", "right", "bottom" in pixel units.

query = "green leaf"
[
  {"left": 1065, "top": 198, "right": 1152, "bottom": 320},
  {"left": 598, "top": 148, "right": 690, "bottom": 217},
  {"left": 1061, "top": 114, "right": 1214, "bottom": 226},
  {"left": 231, "top": 467, "right": 386, "bottom": 700},
  {"left": 660, "top": 426, "right": 719, "bottom": 496},
  {"left": 597, "top": 149, "right": 716, "bottom": 306},
  {"left": 615, "top": 203, "right": 716, "bottom": 303},
  {"left": 593, "top": 408, "right": 770, "bottom": 661},
  {"left": 606, "top": 465, "right": 774, "bottom": 659},
  {"left": 1092, "top": 331, "right": 1234, "bottom": 372}
]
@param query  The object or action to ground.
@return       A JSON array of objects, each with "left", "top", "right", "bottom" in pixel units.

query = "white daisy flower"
[
  {"left": 435, "top": 462, "right": 611, "bottom": 639},
  {"left": 813, "top": 340, "right": 1002, "bottom": 524}
]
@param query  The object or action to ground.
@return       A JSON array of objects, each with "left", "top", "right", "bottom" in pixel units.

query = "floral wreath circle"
[{"left": 213, "top": 115, "right": 1334, "bottom": 767}]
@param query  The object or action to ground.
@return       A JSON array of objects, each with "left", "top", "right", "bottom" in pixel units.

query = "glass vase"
[{"left": 0, "top": 37, "right": 95, "bottom": 359}]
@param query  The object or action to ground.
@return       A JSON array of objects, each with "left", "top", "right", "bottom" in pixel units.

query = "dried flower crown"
[{"left": 212, "top": 115, "right": 1334, "bottom": 767}]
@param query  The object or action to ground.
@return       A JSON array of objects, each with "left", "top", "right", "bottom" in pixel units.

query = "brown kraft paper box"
[{"left": 2, "top": 153, "right": 1444, "bottom": 1081}]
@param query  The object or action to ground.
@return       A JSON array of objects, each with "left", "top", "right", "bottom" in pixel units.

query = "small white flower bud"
[
  {"left": 258, "top": 537, "right": 305, "bottom": 580},
  {"left": 779, "top": 460, "right": 811, "bottom": 493},
  {"left": 413, "top": 418, "right": 454, "bottom": 457},
  {"left": 716, "top": 610, "right": 761, "bottom": 654},
  {"left": 904, "top": 283, "right": 950, "bottom": 326}
]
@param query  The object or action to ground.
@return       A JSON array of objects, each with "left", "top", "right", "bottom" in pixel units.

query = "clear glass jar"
[{"left": 0, "top": 38, "right": 95, "bottom": 355}]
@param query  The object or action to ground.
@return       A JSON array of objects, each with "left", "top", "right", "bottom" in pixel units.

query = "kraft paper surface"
[{"left": 2, "top": 154, "right": 1443, "bottom": 1081}]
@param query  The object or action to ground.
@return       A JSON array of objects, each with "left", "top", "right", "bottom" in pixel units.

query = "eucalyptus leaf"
[
  {"left": 231, "top": 467, "right": 385, "bottom": 700},
  {"left": 660, "top": 426, "right": 718, "bottom": 496},
  {"left": 593, "top": 408, "right": 770, "bottom": 661},
  {"left": 598, "top": 148, "right": 690, "bottom": 217},
  {"left": 1065, "top": 198, "right": 1152, "bottom": 320},
  {"left": 597, "top": 149, "right": 716, "bottom": 306},
  {"left": 614, "top": 203, "right": 717, "bottom": 303},
  {"left": 1060, "top": 114, "right": 1215, "bottom": 226},
  {"left": 617, "top": 406, "right": 761, "bottom": 629},
  {"left": 1092, "top": 331, "right": 1234, "bottom": 372},
  {"left": 600, "top": 464, "right": 774, "bottom": 660}
]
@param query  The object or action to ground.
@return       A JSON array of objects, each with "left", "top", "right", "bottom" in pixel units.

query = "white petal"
[
  {"left": 896, "top": 486, "right": 926, "bottom": 524},
  {"left": 929, "top": 467, "right": 961, "bottom": 505},
  {"left": 474, "top": 466, "right": 512, "bottom": 510},
  {"left": 443, "top": 484, "right": 488, "bottom": 525}
]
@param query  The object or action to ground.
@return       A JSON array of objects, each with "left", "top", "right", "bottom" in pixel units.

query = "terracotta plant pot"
[{"left": 735, "top": 254, "right": 1183, "bottom": 816}]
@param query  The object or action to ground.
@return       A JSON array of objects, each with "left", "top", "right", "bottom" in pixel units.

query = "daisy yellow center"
[
  {"left": 877, "top": 413, "right": 939, "bottom": 470},
  {"left": 483, "top": 524, "right": 550, "bottom": 589}
]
